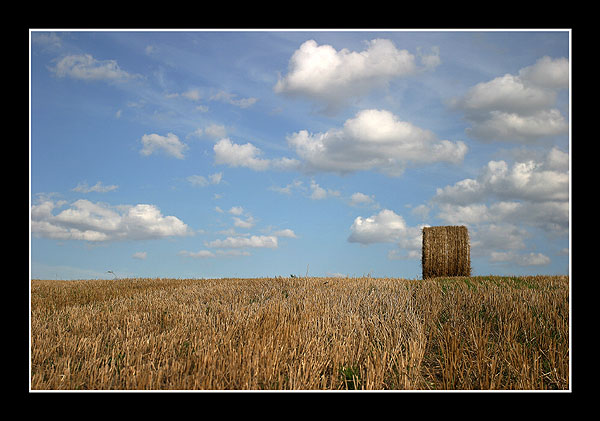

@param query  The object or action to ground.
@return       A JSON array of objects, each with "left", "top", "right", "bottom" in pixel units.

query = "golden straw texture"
[{"left": 422, "top": 226, "right": 471, "bottom": 279}]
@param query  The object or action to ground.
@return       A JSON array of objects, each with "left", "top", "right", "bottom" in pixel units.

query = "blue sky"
[{"left": 30, "top": 30, "right": 570, "bottom": 280}]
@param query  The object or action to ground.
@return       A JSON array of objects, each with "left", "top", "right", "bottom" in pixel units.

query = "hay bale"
[{"left": 422, "top": 225, "right": 471, "bottom": 279}]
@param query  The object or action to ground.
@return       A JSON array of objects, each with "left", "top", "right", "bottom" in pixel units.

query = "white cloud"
[
  {"left": 427, "top": 146, "right": 569, "bottom": 266},
  {"left": 179, "top": 249, "right": 252, "bottom": 258},
  {"left": 417, "top": 46, "right": 441, "bottom": 70},
  {"left": 518, "top": 56, "right": 569, "bottom": 89},
  {"left": 132, "top": 251, "right": 147, "bottom": 260},
  {"left": 269, "top": 180, "right": 303, "bottom": 195},
  {"left": 72, "top": 181, "right": 118, "bottom": 193},
  {"left": 179, "top": 250, "right": 216, "bottom": 258},
  {"left": 287, "top": 109, "right": 467, "bottom": 176},
  {"left": 50, "top": 54, "right": 135, "bottom": 82},
  {"left": 451, "top": 56, "right": 569, "bottom": 142},
  {"left": 348, "top": 208, "right": 425, "bottom": 260},
  {"left": 273, "top": 229, "right": 297, "bottom": 238},
  {"left": 206, "top": 235, "right": 278, "bottom": 249},
  {"left": 233, "top": 215, "right": 256, "bottom": 229},
  {"left": 208, "top": 172, "right": 223, "bottom": 184},
  {"left": 204, "top": 124, "right": 227, "bottom": 139},
  {"left": 434, "top": 147, "right": 569, "bottom": 205},
  {"left": 32, "top": 32, "right": 62, "bottom": 50},
  {"left": 349, "top": 192, "right": 376, "bottom": 207},
  {"left": 213, "top": 138, "right": 299, "bottom": 172},
  {"left": 309, "top": 179, "right": 340, "bottom": 200},
  {"left": 490, "top": 251, "right": 551, "bottom": 266},
  {"left": 181, "top": 89, "right": 201, "bottom": 101},
  {"left": 31, "top": 199, "right": 191, "bottom": 242},
  {"left": 470, "top": 223, "right": 530, "bottom": 253},
  {"left": 348, "top": 209, "right": 407, "bottom": 244},
  {"left": 275, "top": 39, "right": 435, "bottom": 113},
  {"left": 140, "top": 133, "right": 188, "bottom": 159},
  {"left": 228, "top": 206, "right": 244, "bottom": 215},
  {"left": 213, "top": 138, "right": 270, "bottom": 171},
  {"left": 466, "top": 109, "right": 567, "bottom": 142},
  {"left": 187, "top": 172, "right": 223, "bottom": 187},
  {"left": 210, "top": 90, "right": 258, "bottom": 108}
]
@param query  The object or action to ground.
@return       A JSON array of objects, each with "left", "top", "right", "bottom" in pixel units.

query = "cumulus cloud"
[
  {"left": 287, "top": 109, "right": 467, "bottom": 176},
  {"left": 50, "top": 54, "right": 135, "bottom": 82},
  {"left": 31, "top": 199, "right": 191, "bottom": 242},
  {"left": 451, "top": 56, "right": 569, "bottom": 142},
  {"left": 348, "top": 209, "right": 407, "bottom": 244},
  {"left": 213, "top": 138, "right": 299, "bottom": 171},
  {"left": 348, "top": 208, "right": 425, "bottom": 259},
  {"left": 518, "top": 56, "right": 569, "bottom": 89},
  {"left": 275, "top": 39, "right": 437, "bottom": 113},
  {"left": 434, "top": 147, "right": 569, "bottom": 205},
  {"left": 428, "top": 147, "right": 569, "bottom": 267},
  {"left": 140, "top": 133, "right": 188, "bottom": 159}
]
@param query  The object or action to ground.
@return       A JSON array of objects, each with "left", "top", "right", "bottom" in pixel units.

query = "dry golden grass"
[{"left": 30, "top": 275, "right": 569, "bottom": 390}]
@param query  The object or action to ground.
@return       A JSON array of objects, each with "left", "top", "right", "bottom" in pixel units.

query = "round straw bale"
[{"left": 422, "top": 225, "right": 471, "bottom": 278}]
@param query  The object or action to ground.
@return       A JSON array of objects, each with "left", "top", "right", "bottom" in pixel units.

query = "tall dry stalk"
[{"left": 30, "top": 276, "right": 569, "bottom": 390}]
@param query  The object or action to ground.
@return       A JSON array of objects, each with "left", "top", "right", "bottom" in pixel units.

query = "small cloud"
[
  {"left": 210, "top": 90, "right": 258, "bottom": 108},
  {"left": 181, "top": 89, "right": 201, "bottom": 101},
  {"left": 132, "top": 251, "right": 147, "bottom": 260},
  {"left": 205, "top": 124, "right": 227, "bottom": 139},
  {"left": 32, "top": 32, "right": 62, "bottom": 50},
  {"left": 273, "top": 229, "right": 297, "bottom": 238},
  {"left": 209, "top": 172, "right": 223, "bottom": 184},
  {"left": 228, "top": 206, "right": 244, "bottom": 215},
  {"left": 140, "top": 133, "right": 188, "bottom": 159},
  {"left": 233, "top": 215, "right": 256, "bottom": 229},
  {"left": 309, "top": 179, "right": 340, "bottom": 200},
  {"left": 269, "top": 180, "right": 303, "bottom": 195},
  {"left": 490, "top": 251, "right": 551, "bottom": 266},
  {"left": 206, "top": 235, "right": 278, "bottom": 249},
  {"left": 187, "top": 172, "right": 223, "bottom": 187},
  {"left": 49, "top": 54, "right": 137, "bottom": 82},
  {"left": 179, "top": 250, "right": 216, "bottom": 258},
  {"left": 213, "top": 138, "right": 270, "bottom": 171},
  {"left": 72, "top": 181, "right": 118, "bottom": 193},
  {"left": 349, "top": 192, "right": 377, "bottom": 207}
]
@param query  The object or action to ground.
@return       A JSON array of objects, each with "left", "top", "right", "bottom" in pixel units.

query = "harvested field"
[{"left": 30, "top": 276, "right": 569, "bottom": 390}]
